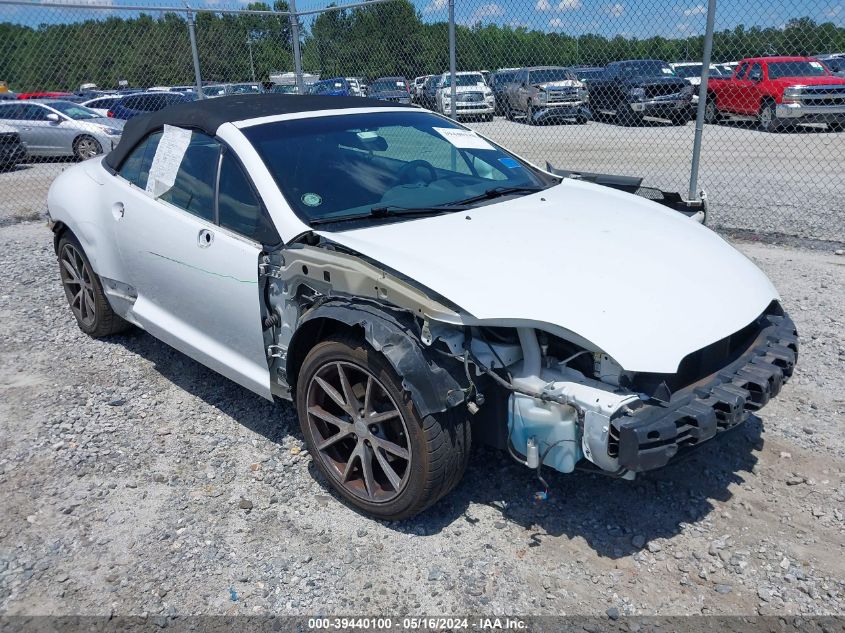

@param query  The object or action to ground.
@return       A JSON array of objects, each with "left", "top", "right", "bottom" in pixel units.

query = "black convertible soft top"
[{"left": 104, "top": 94, "right": 413, "bottom": 171}]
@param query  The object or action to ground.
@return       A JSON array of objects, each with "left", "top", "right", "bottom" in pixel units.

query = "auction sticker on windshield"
[
  {"left": 302, "top": 193, "right": 322, "bottom": 207},
  {"left": 433, "top": 127, "right": 495, "bottom": 151}
]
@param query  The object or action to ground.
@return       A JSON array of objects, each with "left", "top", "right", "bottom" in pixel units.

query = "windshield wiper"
[
  {"left": 447, "top": 185, "right": 545, "bottom": 207},
  {"left": 309, "top": 204, "right": 469, "bottom": 227}
]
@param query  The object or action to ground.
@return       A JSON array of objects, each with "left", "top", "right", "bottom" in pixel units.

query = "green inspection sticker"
[{"left": 302, "top": 193, "right": 322, "bottom": 207}]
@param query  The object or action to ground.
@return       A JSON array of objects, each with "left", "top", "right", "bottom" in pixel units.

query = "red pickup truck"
[{"left": 705, "top": 56, "right": 845, "bottom": 132}]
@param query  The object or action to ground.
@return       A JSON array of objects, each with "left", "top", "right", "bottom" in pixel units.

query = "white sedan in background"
[
  {"left": 47, "top": 94, "right": 797, "bottom": 520},
  {"left": 0, "top": 100, "right": 123, "bottom": 160}
]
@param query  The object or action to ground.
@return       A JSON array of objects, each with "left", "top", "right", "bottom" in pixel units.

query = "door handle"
[
  {"left": 197, "top": 228, "right": 214, "bottom": 248},
  {"left": 111, "top": 201, "right": 124, "bottom": 220}
]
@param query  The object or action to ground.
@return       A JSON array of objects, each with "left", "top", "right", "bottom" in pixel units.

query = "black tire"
[
  {"left": 57, "top": 232, "right": 130, "bottom": 338},
  {"left": 670, "top": 112, "right": 688, "bottom": 126},
  {"left": 758, "top": 100, "right": 781, "bottom": 132},
  {"left": 72, "top": 135, "right": 102, "bottom": 161},
  {"left": 296, "top": 335, "right": 471, "bottom": 520},
  {"left": 704, "top": 96, "right": 721, "bottom": 124},
  {"left": 827, "top": 121, "right": 844, "bottom": 133},
  {"left": 616, "top": 101, "right": 641, "bottom": 126},
  {"left": 575, "top": 114, "right": 589, "bottom": 125},
  {"left": 504, "top": 100, "right": 514, "bottom": 121},
  {"left": 526, "top": 105, "right": 536, "bottom": 125}
]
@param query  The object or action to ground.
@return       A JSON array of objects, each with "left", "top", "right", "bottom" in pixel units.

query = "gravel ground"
[
  {"left": 2, "top": 118, "right": 844, "bottom": 242},
  {"left": 0, "top": 220, "right": 843, "bottom": 618}
]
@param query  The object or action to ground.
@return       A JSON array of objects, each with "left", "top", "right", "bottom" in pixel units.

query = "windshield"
[
  {"left": 48, "top": 101, "right": 101, "bottom": 119},
  {"left": 230, "top": 84, "right": 261, "bottom": 94},
  {"left": 440, "top": 74, "right": 485, "bottom": 87},
  {"left": 243, "top": 111, "right": 554, "bottom": 227},
  {"left": 673, "top": 64, "right": 703, "bottom": 78},
  {"left": 768, "top": 61, "right": 829, "bottom": 78},
  {"left": 618, "top": 61, "right": 676, "bottom": 78},
  {"left": 528, "top": 68, "right": 576, "bottom": 84},
  {"left": 371, "top": 79, "right": 407, "bottom": 93},
  {"left": 574, "top": 69, "right": 604, "bottom": 80}
]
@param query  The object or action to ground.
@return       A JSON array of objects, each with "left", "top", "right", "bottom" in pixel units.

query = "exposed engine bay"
[{"left": 258, "top": 236, "right": 799, "bottom": 482}]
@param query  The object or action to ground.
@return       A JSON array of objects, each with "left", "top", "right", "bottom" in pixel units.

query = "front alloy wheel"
[
  {"left": 296, "top": 336, "right": 471, "bottom": 520},
  {"left": 758, "top": 102, "right": 781, "bottom": 132},
  {"left": 306, "top": 360, "right": 411, "bottom": 503},
  {"left": 73, "top": 135, "right": 102, "bottom": 160}
]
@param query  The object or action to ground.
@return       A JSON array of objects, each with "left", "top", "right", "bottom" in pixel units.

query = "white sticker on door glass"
[
  {"left": 146, "top": 124, "right": 192, "bottom": 198},
  {"left": 433, "top": 127, "right": 495, "bottom": 150}
]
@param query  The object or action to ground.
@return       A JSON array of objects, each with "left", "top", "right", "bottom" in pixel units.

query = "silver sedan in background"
[{"left": 0, "top": 100, "right": 123, "bottom": 160}]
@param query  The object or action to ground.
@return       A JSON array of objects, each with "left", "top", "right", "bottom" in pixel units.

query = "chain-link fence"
[{"left": 0, "top": 0, "right": 843, "bottom": 241}]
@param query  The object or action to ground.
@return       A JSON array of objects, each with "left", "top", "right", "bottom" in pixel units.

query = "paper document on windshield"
[
  {"left": 146, "top": 124, "right": 192, "bottom": 198},
  {"left": 434, "top": 127, "right": 495, "bottom": 150}
]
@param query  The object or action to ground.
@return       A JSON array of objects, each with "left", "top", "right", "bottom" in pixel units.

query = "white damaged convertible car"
[{"left": 48, "top": 95, "right": 798, "bottom": 519}]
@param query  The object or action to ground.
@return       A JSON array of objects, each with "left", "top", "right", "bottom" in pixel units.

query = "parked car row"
[{"left": 411, "top": 54, "right": 845, "bottom": 131}]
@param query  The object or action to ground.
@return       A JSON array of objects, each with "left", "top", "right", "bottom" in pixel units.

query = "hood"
[
  {"left": 770, "top": 76, "right": 845, "bottom": 88},
  {"left": 317, "top": 180, "right": 778, "bottom": 374},
  {"left": 623, "top": 76, "right": 687, "bottom": 87},
  {"left": 371, "top": 90, "right": 410, "bottom": 99},
  {"left": 447, "top": 84, "right": 488, "bottom": 93},
  {"left": 534, "top": 80, "right": 582, "bottom": 89},
  {"left": 76, "top": 117, "right": 124, "bottom": 132}
]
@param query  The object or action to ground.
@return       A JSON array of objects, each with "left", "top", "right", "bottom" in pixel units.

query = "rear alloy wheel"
[
  {"left": 704, "top": 98, "right": 721, "bottom": 124},
  {"left": 296, "top": 336, "right": 470, "bottom": 520},
  {"left": 73, "top": 135, "right": 102, "bottom": 161},
  {"left": 58, "top": 234, "right": 130, "bottom": 337},
  {"left": 758, "top": 101, "right": 781, "bottom": 132}
]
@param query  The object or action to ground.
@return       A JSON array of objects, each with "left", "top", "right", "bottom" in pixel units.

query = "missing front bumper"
[{"left": 611, "top": 313, "right": 798, "bottom": 472}]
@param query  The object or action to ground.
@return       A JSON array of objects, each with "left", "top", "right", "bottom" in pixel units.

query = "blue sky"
[{"left": 1, "top": 0, "right": 843, "bottom": 37}]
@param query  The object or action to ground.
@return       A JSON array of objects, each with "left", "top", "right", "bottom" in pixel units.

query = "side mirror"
[{"left": 46, "top": 113, "right": 61, "bottom": 123}]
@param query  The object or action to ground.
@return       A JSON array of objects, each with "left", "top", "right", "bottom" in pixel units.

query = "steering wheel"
[{"left": 397, "top": 160, "right": 438, "bottom": 185}]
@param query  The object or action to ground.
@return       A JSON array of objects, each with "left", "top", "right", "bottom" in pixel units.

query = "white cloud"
[
  {"left": 607, "top": 2, "right": 625, "bottom": 17},
  {"left": 549, "top": 17, "right": 564, "bottom": 27},
  {"left": 558, "top": 0, "right": 582, "bottom": 9},
  {"left": 536, "top": 0, "right": 552, "bottom": 11},
  {"left": 423, "top": 0, "right": 448, "bottom": 14},
  {"left": 682, "top": 4, "right": 706, "bottom": 16},
  {"left": 466, "top": 2, "right": 505, "bottom": 23},
  {"left": 677, "top": 22, "right": 691, "bottom": 32},
  {"left": 824, "top": 4, "right": 843, "bottom": 17}
]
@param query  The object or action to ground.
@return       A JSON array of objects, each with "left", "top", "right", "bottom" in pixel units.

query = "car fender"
[
  {"left": 48, "top": 159, "right": 123, "bottom": 282},
  {"left": 289, "top": 298, "right": 465, "bottom": 418}
]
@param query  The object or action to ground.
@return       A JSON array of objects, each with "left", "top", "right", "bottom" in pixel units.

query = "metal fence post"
[
  {"left": 289, "top": 0, "right": 304, "bottom": 94},
  {"left": 688, "top": 0, "right": 717, "bottom": 202},
  {"left": 186, "top": 8, "right": 204, "bottom": 99},
  {"left": 448, "top": 0, "right": 456, "bottom": 118}
]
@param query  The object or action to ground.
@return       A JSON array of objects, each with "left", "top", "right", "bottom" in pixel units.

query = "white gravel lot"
[{"left": 0, "top": 220, "right": 843, "bottom": 619}]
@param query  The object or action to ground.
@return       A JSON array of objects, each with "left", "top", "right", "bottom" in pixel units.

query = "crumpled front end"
[{"left": 609, "top": 312, "right": 798, "bottom": 472}]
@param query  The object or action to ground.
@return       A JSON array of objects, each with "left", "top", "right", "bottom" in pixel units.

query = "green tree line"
[{"left": 1, "top": 0, "right": 844, "bottom": 91}]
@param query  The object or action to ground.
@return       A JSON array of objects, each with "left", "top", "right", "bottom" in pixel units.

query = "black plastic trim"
[{"left": 612, "top": 312, "right": 798, "bottom": 472}]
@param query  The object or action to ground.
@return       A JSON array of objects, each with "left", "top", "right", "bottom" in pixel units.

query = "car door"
[
  {"left": 742, "top": 62, "right": 765, "bottom": 114},
  {"left": 21, "top": 104, "right": 74, "bottom": 155},
  {"left": 721, "top": 62, "right": 749, "bottom": 113},
  {"left": 106, "top": 127, "right": 273, "bottom": 399}
]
